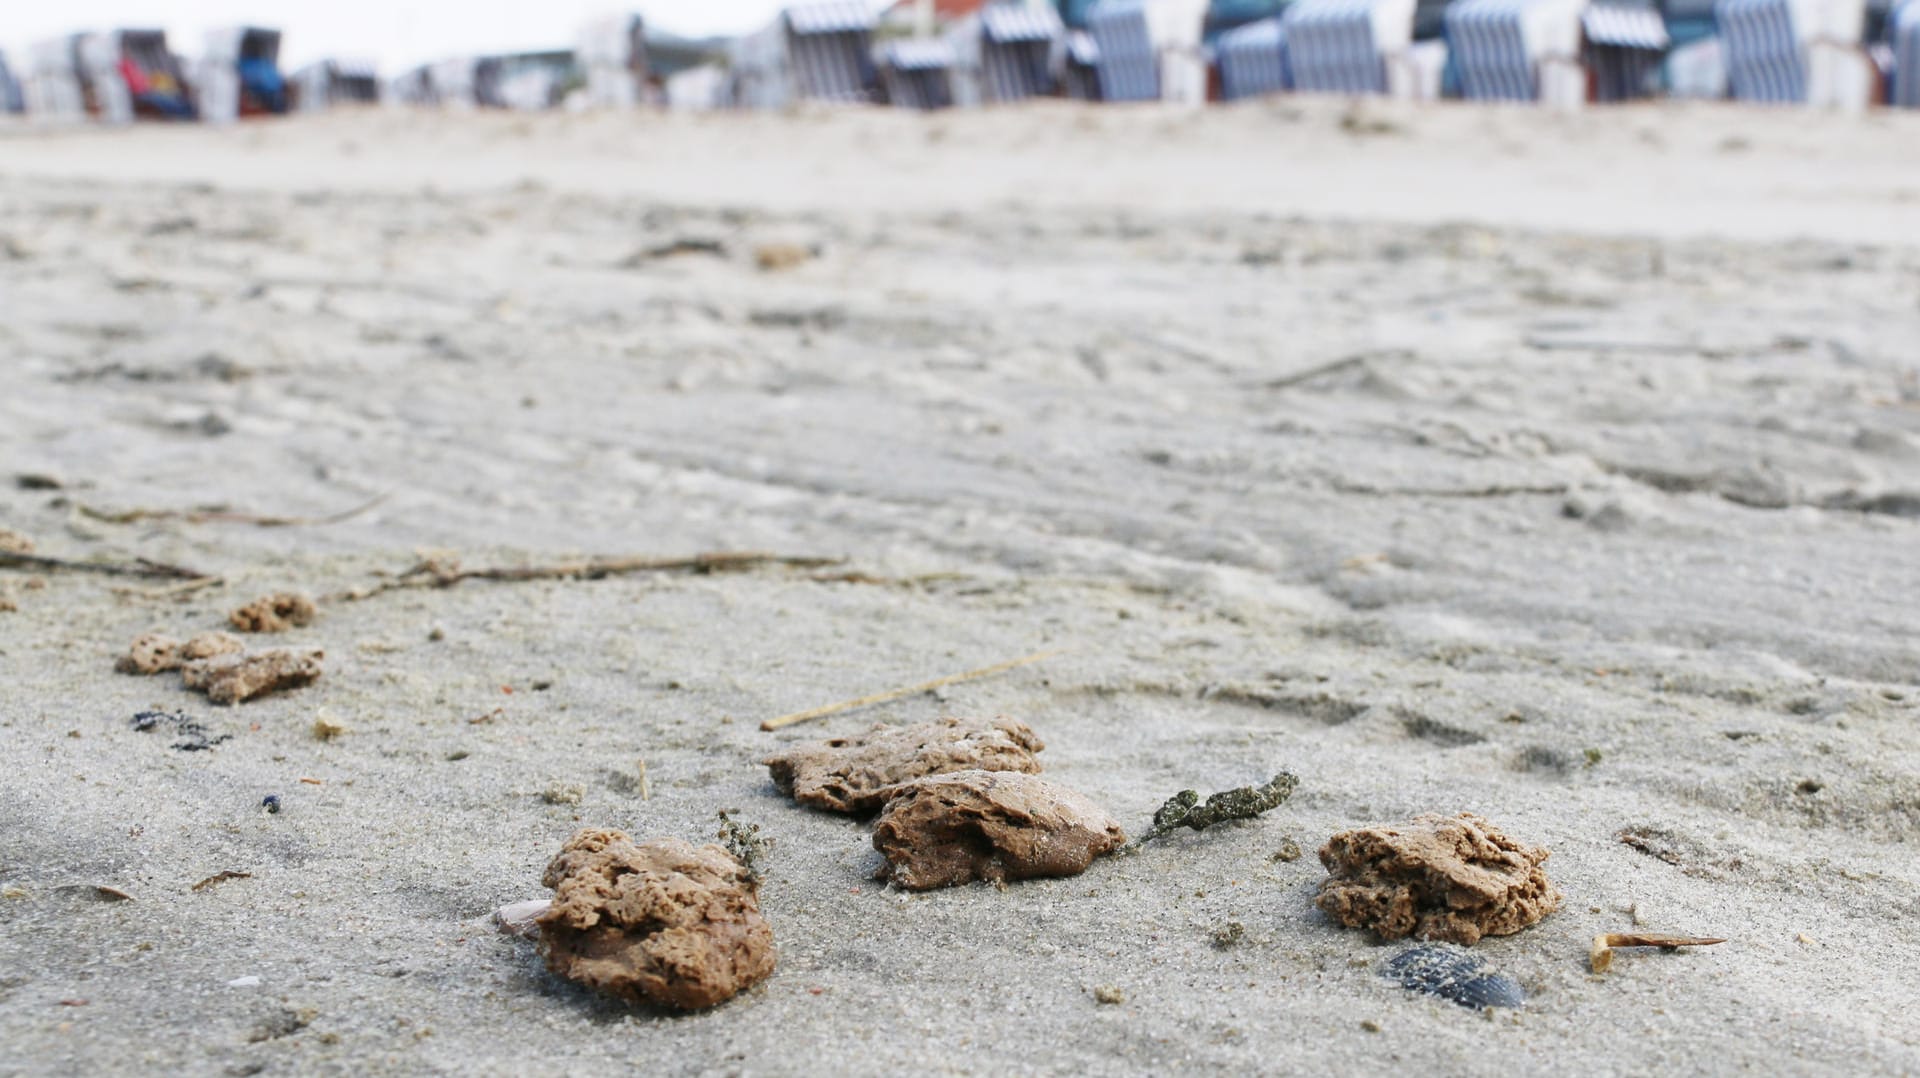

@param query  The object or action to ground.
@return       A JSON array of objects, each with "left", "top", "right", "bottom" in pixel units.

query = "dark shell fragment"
[{"left": 1383, "top": 942, "right": 1526, "bottom": 1009}]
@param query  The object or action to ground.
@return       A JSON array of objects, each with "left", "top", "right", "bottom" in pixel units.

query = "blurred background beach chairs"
[{"left": 6, "top": 0, "right": 1916, "bottom": 124}]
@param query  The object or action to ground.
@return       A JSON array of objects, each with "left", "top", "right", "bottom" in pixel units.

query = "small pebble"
[{"left": 261, "top": 795, "right": 281, "bottom": 815}]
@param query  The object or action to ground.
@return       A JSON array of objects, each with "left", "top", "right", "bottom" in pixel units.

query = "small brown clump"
[
  {"left": 182, "top": 649, "right": 324, "bottom": 704},
  {"left": 229, "top": 593, "right": 317, "bottom": 633},
  {"left": 117, "top": 632, "right": 245, "bottom": 675},
  {"left": 871, "top": 770, "right": 1126, "bottom": 890},
  {"left": 754, "top": 243, "right": 813, "bottom": 271},
  {"left": 537, "top": 829, "right": 775, "bottom": 1010},
  {"left": 1316, "top": 812, "right": 1562, "bottom": 945},
  {"left": 763, "top": 716, "right": 1045, "bottom": 815},
  {"left": 0, "top": 528, "right": 34, "bottom": 554},
  {"left": 117, "top": 633, "right": 183, "bottom": 674}
]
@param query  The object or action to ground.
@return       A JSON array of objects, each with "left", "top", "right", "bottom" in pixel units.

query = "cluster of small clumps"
[{"left": 114, "top": 593, "right": 323, "bottom": 703}]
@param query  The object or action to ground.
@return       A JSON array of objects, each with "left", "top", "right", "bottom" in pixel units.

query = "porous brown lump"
[
  {"left": 536, "top": 829, "right": 776, "bottom": 1010},
  {"left": 870, "top": 770, "right": 1126, "bottom": 890},
  {"left": 763, "top": 716, "right": 1045, "bottom": 814},
  {"left": 1315, "top": 812, "right": 1562, "bottom": 944}
]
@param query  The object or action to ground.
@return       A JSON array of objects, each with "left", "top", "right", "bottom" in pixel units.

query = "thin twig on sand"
[
  {"left": 1257, "top": 348, "right": 1412, "bottom": 390},
  {"left": 1590, "top": 933, "right": 1728, "bottom": 973},
  {"left": 331, "top": 551, "right": 842, "bottom": 602},
  {"left": 78, "top": 493, "right": 389, "bottom": 528},
  {"left": 110, "top": 576, "right": 226, "bottom": 601},
  {"left": 760, "top": 648, "right": 1061, "bottom": 732},
  {"left": 0, "top": 551, "right": 211, "bottom": 580}
]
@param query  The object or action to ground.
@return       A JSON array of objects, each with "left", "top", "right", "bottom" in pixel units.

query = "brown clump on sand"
[
  {"left": 116, "top": 631, "right": 244, "bottom": 675},
  {"left": 229, "top": 592, "right": 317, "bottom": 633},
  {"left": 182, "top": 648, "right": 324, "bottom": 704},
  {"left": 762, "top": 716, "right": 1045, "bottom": 814},
  {"left": 0, "top": 528, "right": 33, "bottom": 554},
  {"left": 536, "top": 829, "right": 775, "bottom": 1010},
  {"left": 871, "top": 770, "right": 1126, "bottom": 891},
  {"left": 1315, "top": 812, "right": 1563, "bottom": 944}
]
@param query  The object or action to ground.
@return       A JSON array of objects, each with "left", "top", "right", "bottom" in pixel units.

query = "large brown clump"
[
  {"left": 537, "top": 829, "right": 775, "bottom": 1010},
  {"left": 1316, "top": 813, "right": 1563, "bottom": 945},
  {"left": 182, "top": 648, "right": 324, "bottom": 704},
  {"left": 871, "top": 770, "right": 1126, "bottom": 891},
  {"left": 763, "top": 716, "right": 1045, "bottom": 815},
  {"left": 229, "top": 592, "right": 317, "bottom": 633},
  {"left": 116, "top": 631, "right": 244, "bottom": 675}
]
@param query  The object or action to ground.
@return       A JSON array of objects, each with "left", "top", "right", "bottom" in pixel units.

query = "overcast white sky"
[{"left": 3, "top": 1, "right": 887, "bottom": 74}]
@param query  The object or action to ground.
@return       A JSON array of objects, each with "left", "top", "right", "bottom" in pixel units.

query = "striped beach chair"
[
  {"left": 575, "top": 14, "right": 648, "bottom": 109},
  {"left": 1716, "top": 0, "right": 1868, "bottom": 103},
  {"left": 1216, "top": 17, "right": 1290, "bottom": 99},
  {"left": 785, "top": 2, "right": 879, "bottom": 103},
  {"left": 24, "top": 37, "right": 86, "bottom": 122},
  {"left": 1085, "top": 0, "right": 1210, "bottom": 103},
  {"left": 292, "top": 61, "right": 380, "bottom": 112},
  {"left": 1582, "top": 2, "right": 1670, "bottom": 100},
  {"left": 0, "top": 51, "right": 20, "bottom": 114},
  {"left": 977, "top": 4, "right": 1064, "bottom": 102},
  {"left": 732, "top": 3, "right": 877, "bottom": 107},
  {"left": 1062, "top": 31, "right": 1105, "bottom": 99},
  {"left": 880, "top": 38, "right": 958, "bottom": 109},
  {"left": 1716, "top": 0, "right": 1809, "bottom": 99},
  {"left": 1285, "top": 0, "right": 1418, "bottom": 94},
  {"left": 1898, "top": 0, "right": 1920, "bottom": 105},
  {"left": 1445, "top": 0, "right": 1587, "bottom": 102}
]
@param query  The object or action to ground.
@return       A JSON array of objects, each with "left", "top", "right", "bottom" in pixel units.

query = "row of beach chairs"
[
  {"left": 743, "top": 0, "right": 1918, "bottom": 111},
  {"left": 7, "top": 26, "right": 290, "bottom": 122},
  {"left": 7, "top": 0, "right": 1916, "bottom": 121}
]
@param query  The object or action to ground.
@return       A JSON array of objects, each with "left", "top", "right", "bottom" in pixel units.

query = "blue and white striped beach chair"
[
  {"left": 1716, "top": 0, "right": 1868, "bottom": 104},
  {"left": 1716, "top": 0, "right": 1808, "bottom": 100},
  {"left": 1892, "top": 0, "right": 1920, "bottom": 104},
  {"left": 1583, "top": 2, "right": 1670, "bottom": 100},
  {"left": 731, "top": 3, "right": 878, "bottom": 108},
  {"left": 0, "top": 51, "right": 22, "bottom": 114},
  {"left": 1216, "top": 18, "right": 1290, "bottom": 99},
  {"left": 1284, "top": 0, "right": 1417, "bottom": 95},
  {"left": 1085, "top": 0, "right": 1209, "bottom": 103},
  {"left": 1446, "top": 0, "right": 1587, "bottom": 102},
  {"left": 980, "top": 4, "right": 1063, "bottom": 101},
  {"left": 1062, "top": 31, "right": 1104, "bottom": 99},
  {"left": 784, "top": 3, "right": 879, "bottom": 103},
  {"left": 881, "top": 38, "right": 958, "bottom": 109}
]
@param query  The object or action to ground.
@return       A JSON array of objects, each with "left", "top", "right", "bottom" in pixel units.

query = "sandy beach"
[{"left": 2, "top": 100, "right": 1918, "bottom": 1075}]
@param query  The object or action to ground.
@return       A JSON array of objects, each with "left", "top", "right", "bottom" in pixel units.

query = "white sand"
[{"left": 1, "top": 101, "right": 1917, "bottom": 1075}]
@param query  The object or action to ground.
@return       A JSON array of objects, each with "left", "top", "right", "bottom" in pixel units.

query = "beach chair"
[
  {"left": 576, "top": 14, "right": 648, "bottom": 109},
  {"left": 200, "top": 27, "right": 288, "bottom": 123},
  {"left": 1216, "top": 17, "right": 1290, "bottom": 99},
  {"left": 292, "top": 61, "right": 381, "bottom": 112},
  {"left": 1715, "top": 0, "right": 1867, "bottom": 105},
  {"left": 24, "top": 37, "right": 87, "bottom": 123},
  {"left": 1445, "top": 0, "right": 1589, "bottom": 103},
  {"left": 1061, "top": 30, "right": 1106, "bottom": 98},
  {"left": 1889, "top": 0, "right": 1919, "bottom": 102},
  {"left": 388, "top": 67, "right": 434, "bottom": 106},
  {"left": 1282, "top": 0, "right": 1420, "bottom": 95},
  {"left": 951, "top": 4, "right": 1064, "bottom": 104},
  {"left": 0, "top": 51, "right": 23, "bottom": 114},
  {"left": 1085, "top": 0, "right": 1210, "bottom": 103},
  {"left": 1583, "top": 2, "right": 1670, "bottom": 99},
  {"left": 880, "top": 39, "right": 959, "bottom": 109},
  {"left": 732, "top": 3, "right": 878, "bottom": 108},
  {"left": 666, "top": 64, "right": 730, "bottom": 109}
]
